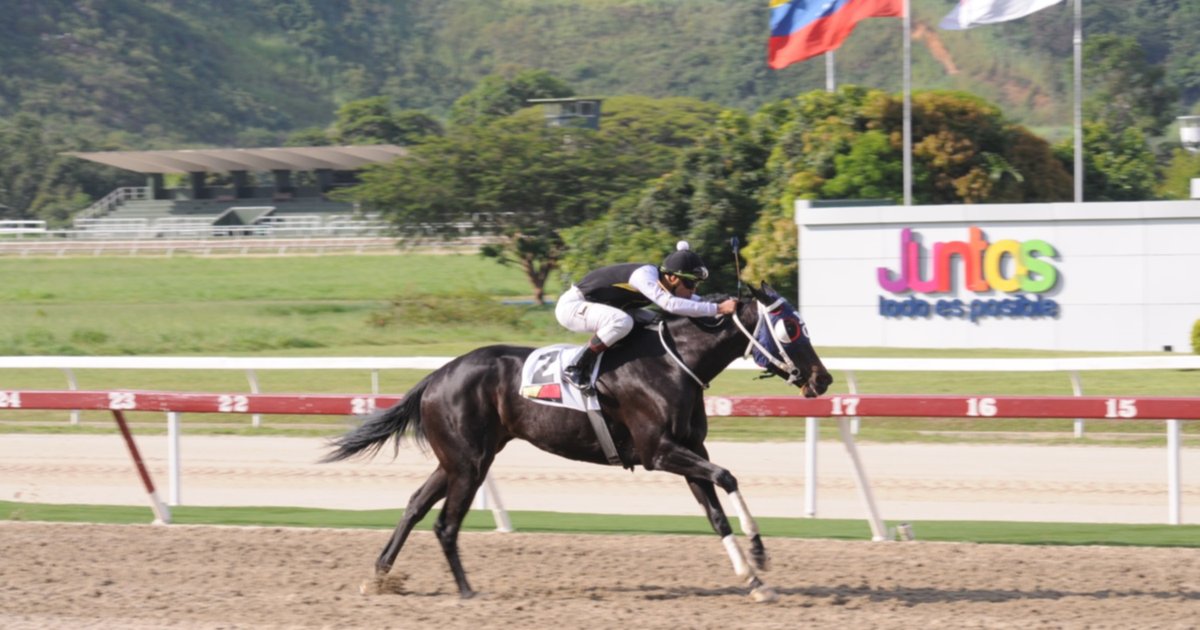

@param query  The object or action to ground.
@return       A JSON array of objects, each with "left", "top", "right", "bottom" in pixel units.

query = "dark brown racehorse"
[{"left": 322, "top": 281, "right": 832, "bottom": 601}]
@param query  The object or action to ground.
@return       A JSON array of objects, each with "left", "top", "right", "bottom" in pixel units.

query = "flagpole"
[
  {"left": 825, "top": 51, "right": 835, "bottom": 92},
  {"left": 903, "top": 0, "right": 913, "bottom": 206},
  {"left": 1072, "top": 0, "right": 1083, "bottom": 203}
]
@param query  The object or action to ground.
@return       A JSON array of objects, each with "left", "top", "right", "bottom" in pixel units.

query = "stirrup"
[{"left": 563, "top": 367, "right": 594, "bottom": 394}]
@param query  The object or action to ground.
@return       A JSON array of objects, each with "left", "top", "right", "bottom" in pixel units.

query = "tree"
[
  {"left": 1084, "top": 35, "right": 1178, "bottom": 138},
  {"left": 1166, "top": 2, "right": 1200, "bottom": 104},
  {"left": 1157, "top": 149, "right": 1200, "bottom": 200},
  {"left": 754, "top": 88, "right": 1070, "bottom": 206},
  {"left": 821, "top": 131, "right": 902, "bottom": 200},
  {"left": 0, "top": 114, "right": 139, "bottom": 223},
  {"left": 559, "top": 107, "right": 766, "bottom": 295},
  {"left": 902, "top": 91, "right": 1071, "bottom": 204},
  {"left": 344, "top": 117, "right": 652, "bottom": 304},
  {"left": 448, "top": 69, "right": 574, "bottom": 127},
  {"left": 1059, "top": 121, "right": 1158, "bottom": 202},
  {"left": 332, "top": 97, "right": 443, "bottom": 145},
  {"left": 285, "top": 127, "right": 333, "bottom": 146},
  {"left": 392, "top": 110, "right": 444, "bottom": 142},
  {"left": 741, "top": 88, "right": 1071, "bottom": 294},
  {"left": 0, "top": 114, "right": 53, "bottom": 219},
  {"left": 332, "top": 97, "right": 400, "bottom": 144}
]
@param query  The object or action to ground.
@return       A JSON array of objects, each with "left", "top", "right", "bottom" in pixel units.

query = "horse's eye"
[{"left": 773, "top": 318, "right": 802, "bottom": 342}]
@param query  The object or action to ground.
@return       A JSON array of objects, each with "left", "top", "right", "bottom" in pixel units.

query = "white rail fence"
[
  {"left": 0, "top": 220, "right": 48, "bottom": 236},
  {"left": 2, "top": 355, "right": 1197, "bottom": 530},
  {"left": 4, "top": 354, "right": 1197, "bottom": 426}
]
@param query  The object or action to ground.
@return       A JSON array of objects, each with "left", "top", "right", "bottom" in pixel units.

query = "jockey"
[{"left": 555, "top": 241, "right": 738, "bottom": 390}]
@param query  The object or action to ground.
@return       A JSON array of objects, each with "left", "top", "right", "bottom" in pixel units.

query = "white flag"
[{"left": 940, "top": 0, "right": 1065, "bottom": 30}]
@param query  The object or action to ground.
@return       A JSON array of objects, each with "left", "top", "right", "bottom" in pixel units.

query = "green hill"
[{"left": 1, "top": 0, "right": 1196, "bottom": 147}]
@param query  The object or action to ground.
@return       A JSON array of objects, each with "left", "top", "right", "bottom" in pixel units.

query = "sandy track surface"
[
  {"left": 1, "top": 434, "right": 1196, "bottom": 524},
  {"left": 3, "top": 435, "right": 1199, "bottom": 628},
  {"left": 2, "top": 521, "right": 1199, "bottom": 629}
]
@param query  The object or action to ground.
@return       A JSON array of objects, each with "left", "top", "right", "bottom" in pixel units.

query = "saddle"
[
  {"left": 517, "top": 308, "right": 659, "bottom": 470},
  {"left": 520, "top": 343, "right": 628, "bottom": 467},
  {"left": 519, "top": 344, "right": 603, "bottom": 412},
  {"left": 519, "top": 307, "right": 661, "bottom": 410}
]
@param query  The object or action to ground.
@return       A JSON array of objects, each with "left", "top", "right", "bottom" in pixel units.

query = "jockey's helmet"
[{"left": 660, "top": 241, "right": 709, "bottom": 283}]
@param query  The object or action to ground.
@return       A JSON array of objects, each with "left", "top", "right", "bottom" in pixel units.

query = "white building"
[{"left": 795, "top": 200, "right": 1200, "bottom": 353}]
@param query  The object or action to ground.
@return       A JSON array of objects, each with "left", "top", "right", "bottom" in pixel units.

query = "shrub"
[
  {"left": 1192, "top": 319, "right": 1200, "bottom": 354},
  {"left": 374, "top": 293, "right": 527, "bottom": 330}
]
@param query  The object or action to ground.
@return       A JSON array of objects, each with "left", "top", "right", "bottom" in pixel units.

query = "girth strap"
[{"left": 583, "top": 394, "right": 629, "bottom": 469}]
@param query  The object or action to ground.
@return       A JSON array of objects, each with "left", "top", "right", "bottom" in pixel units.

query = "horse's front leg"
[
  {"left": 655, "top": 443, "right": 777, "bottom": 602},
  {"left": 726, "top": 487, "right": 770, "bottom": 572},
  {"left": 679, "top": 442, "right": 769, "bottom": 571}
]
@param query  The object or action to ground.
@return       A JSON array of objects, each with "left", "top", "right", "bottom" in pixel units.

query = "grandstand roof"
[{"left": 64, "top": 145, "right": 408, "bottom": 174}]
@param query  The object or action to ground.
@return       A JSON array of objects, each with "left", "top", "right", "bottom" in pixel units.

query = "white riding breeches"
[{"left": 555, "top": 286, "right": 634, "bottom": 348}]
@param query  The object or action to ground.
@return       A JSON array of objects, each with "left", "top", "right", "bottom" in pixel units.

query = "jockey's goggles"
[
  {"left": 671, "top": 270, "right": 707, "bottom": 290},
  {"left": 671, "top": 265, "right": 708, "bottom": 281}
]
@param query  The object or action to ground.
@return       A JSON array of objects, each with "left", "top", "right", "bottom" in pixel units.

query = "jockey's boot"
[{"left": 563, "top": 336, "right": 606, "bottom": 392}]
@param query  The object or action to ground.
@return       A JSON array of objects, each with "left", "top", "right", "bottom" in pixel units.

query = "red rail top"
[{"left": 2, "top": 390, "right": 1200, "bottom": 420}]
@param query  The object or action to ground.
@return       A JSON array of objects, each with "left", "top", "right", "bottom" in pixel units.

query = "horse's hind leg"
[
  {"left": 375, "top": 468, "right": 449, "bottom": 577},
  {"left": 432, "top": 467, "right": 485, "bottom": 599}
]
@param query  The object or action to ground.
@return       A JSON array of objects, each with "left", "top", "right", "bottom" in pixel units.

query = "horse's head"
[{"left": 745, "top": 281, "right": 833, "bottom": 398}]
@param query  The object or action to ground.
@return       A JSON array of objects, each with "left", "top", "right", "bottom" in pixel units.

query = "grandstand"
[
  {"left": 61, "top": 145, "right": 406, "bottom": 238},
  {"left": 0, "top": 144, "right": 502, "bottom": 255}
]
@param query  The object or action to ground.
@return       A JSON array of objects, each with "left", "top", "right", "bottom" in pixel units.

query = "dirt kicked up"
[{"left": 2, "top": 521, "right": 1198, "bottom": 629}]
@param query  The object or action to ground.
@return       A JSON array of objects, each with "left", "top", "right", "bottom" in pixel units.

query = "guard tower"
[
  {"left": 1179, "top": 115, "right": 1200, "bottom": 153},
  {"left": 528, "top": 97, "right": 603, "bottom": 130}
]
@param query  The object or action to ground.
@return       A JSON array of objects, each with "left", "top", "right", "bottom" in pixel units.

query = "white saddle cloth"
[{"left": 519, "top": 344, "right": 602, "bottom": 412}]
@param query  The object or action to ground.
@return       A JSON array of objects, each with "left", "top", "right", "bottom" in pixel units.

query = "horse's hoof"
[
  {"left": 750, "top": 585, "right": 779, "bottom": 603},
  {"left": 751, "top": 552, "right": 771, "bottom": 572},
  {"left": 459, "top": 589, "right": 478, "bottom": 600}
]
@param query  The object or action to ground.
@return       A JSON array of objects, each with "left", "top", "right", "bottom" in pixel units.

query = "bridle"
[
  {"left": 651, "top": 296, "right": 806, "bottom": 390},
  {"left": 730, "top": 297, "right": 808, "bottom": 388}
]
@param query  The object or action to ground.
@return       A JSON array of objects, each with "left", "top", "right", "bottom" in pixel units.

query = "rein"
[{"left": 653, "top": 322, "right": 709, "bottom": 389}]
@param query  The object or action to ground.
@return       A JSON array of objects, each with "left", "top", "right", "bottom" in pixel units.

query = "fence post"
[
  {"left": 1070, "top": 371, "right": 1084, "bottom": 438},
  {"left": 168, "top": 411, "right": 182, "bottom": 506},
  {"left": 1168, "top": 419, "right": 1182, "bottom": 525},
  {"left": 61, "top": 368, "right": 80, "bottom": 425},
  {"left": 846, "top": 369, "right": 860, "bottom": 434},
  {"left": 112, "top": 410, "right": 171, "bottom": 524},
  {"left": 804, "top": 417, "right": 819, "bottom": 517},
  {"left": 245, "top": 370, "right": 261, "bottom": 428},
  {"left": 837, "top": 418, "right": 887, "bottom": 541}
]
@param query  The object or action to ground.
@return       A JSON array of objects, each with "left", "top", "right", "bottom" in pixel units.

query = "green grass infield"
[{"left": 3, "top": 500, "right": 1198, "bottom": 548}]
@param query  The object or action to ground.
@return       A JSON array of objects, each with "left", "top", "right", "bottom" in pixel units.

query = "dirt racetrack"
[
  {"left": 3, "top": 434, "right": 1199, "bottom": 627},
  {"left": 2, "top": 520, "right": 1199, "bottom": 629}
]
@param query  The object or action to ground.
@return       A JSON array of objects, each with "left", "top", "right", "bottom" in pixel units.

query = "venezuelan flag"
[{"left": 768, "top": 0, "right": 904, "bottom": 69}]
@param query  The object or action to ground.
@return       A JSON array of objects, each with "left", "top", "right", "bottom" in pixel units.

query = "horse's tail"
[{"left": 320, "top": 373, "right": 433, "bottom": 463}]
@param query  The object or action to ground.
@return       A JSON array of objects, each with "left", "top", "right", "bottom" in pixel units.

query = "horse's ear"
[
  {"left": 759, "top": 281, "right": 778, "bottom": 299},
  {"left": 748, "top": 281, "right": 766, "bottom": 303}
]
